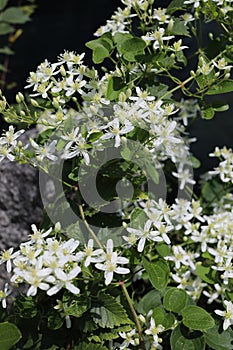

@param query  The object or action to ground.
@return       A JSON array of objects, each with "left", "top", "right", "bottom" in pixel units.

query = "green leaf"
[
  {"left": 145, "top": 161, "right": 159, "bottom": 184},
  {"left": 47, "top": 309, "right": 63, "bottom": 330},
  {"left": 120, "top": 37, "right": 146, "bottom": 53},
  {"left": 1, "top": 7, "right": 30, "bottom": 23},
  {"left": 92, "top": 45, "right": 109, "bottom": 64},
  {"left": 63, "top": 293, "right": 90, "bottom": 318},
  {"left": 167, "top": 0, "right": 185, "bottom": 14},
  {"left": 85, "top": 36, "right": 113, "bottom": 64},
  {"left": 156, "top": 243, "right": 171, "bottom": 258},
  {"left": 182, "top": 306, "right": 215, "bottom": 331},
  {"left": 195, "top": 264, "right": 216, "bottom": 284},
  {"left": 170, "top": 324, "right": 205, "bottom": 350},
  {"left": 201, "top": 107, "right": 215, "bottom": 119},
  {"left": 0, "top": 322, "right": 22, "bottom": 350},
  {"left": 163, "top": 288, "right": 188, "bottom": 313},
  {"left": 0, "top": 0, "right": 8, "bottom": 11},
  {"left": 212, "top": 101, "right": 229, "bottom": 112},
  {"left": 76, "top": 343, "right": 108, "bottom": 350},
  {"left": 142, "top": 257, "right": 170, "bottom": 291},
  {"left": 130, "top": 207, "right": 148, "bottom": 228},
  {"left": 170, "top": 19, "right": 190, "bottom": 36},
  {"left": 152, "top": 306, "right": 176, "bottom": 330},
  {"left": 205, "top": 323, "right": 233, "bottom": 350},
  {"left": 201, "top": 179, "right": 225, "bottom": 202},
  {"left": 207, "top": 80, "right": 233, "bottom": 95},
  {"left": 0, "top": 46, "right": 14, "bottom": 55},
  {"left": 106, "top": 76, "right": 125, "bottom": 101},
  {"left": 190, "top": 156, "right": 201, "bottom": 169},
  {"left": 136, "top": 290, "right": 161, "bottom": 314},
  {"left": 0, "top": 22, "right": 13, "bottom": 34},
  {"left": 91, "top": 293, "right": 132, "bottom": 328},
  {"left": 14, "top": 294, "right": 37, "bottom": 318}
]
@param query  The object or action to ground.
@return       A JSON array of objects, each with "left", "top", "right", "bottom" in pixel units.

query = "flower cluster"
[{"left": 0, "top": 225, "right": 130, "bottom": 299}]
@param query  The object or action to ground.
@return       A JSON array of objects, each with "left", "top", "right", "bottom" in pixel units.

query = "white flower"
[
  {"left": 215, "top": 300, "right": 233, "bottom": 330},
  {"left": 47, "top": 265, "right": 81, "bottom": 296},
  {"left": 61, "top": 127, "right": 80, "bottom": 150},
  {"left": 65, "top": 75, "right": 86, "bottom": 96},
  {"left": 95, "top": 239, "right": 130, "bottom": 285},
  {"left": 0, "top": 248, "right": 19, "bottom": 273},
  {"left": 61, "top": 135, "right": 90, "bottom": 165},
  {"left": 30, "top": 138, "right": 57, "bottom": 162},
  {"left": 101, "top": 118, "right": 134, "bottom": 148},
  {"left": 76, "top": 239, "right": 103, "bottom": 267},
  {"left": 172, "top": 168, "right": 196, "bottom": 190},
  {"left": 145, "top": 318, "right": 165, "bottom": 347},
  {"left": 118, "top": 329, "right": 139, "bottom": 348},
  {"left": 0, "top": 283, "right": 10, "bottom": 308},
  {"left": 126, "top": 220, "right": 163, "bottom": 252}
]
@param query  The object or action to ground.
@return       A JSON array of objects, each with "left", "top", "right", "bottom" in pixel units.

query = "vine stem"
[
  {"left": 157, "top": 75, "right": 194, "bottom": 102},
  {"left": 74, "top": 186, "right": 103, "bottom": 250},
  {"left": 119, "top": 281, "right": 146, "bottom": 350}
]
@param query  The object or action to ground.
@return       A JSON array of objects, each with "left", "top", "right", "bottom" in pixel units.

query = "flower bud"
[
  {"left": 168, "top": 18, "right": 174, "bottom": 32},
  {"left": 60, "top": 65, "right": 66, "bottom": 76},
  {"left": 30, "top": 98, "right": 39, "bottom": 107},
  {"left": 16, "top": 92, "right": 24, "bottom": 103}
]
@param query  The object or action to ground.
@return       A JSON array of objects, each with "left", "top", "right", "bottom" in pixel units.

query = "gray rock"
[{"left": 0, "top": 129, "right": 43, "bottom": 287}]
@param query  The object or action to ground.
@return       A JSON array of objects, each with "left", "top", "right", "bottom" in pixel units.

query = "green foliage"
[
  {"left": 181, "top": 306, "right": 215, "bottom": 331},
  {"left": 142, "top": 257, "right": 170, "bottom": 291},
  {"left": 0, "top": 322, "right": 22, "bottom": 350},
  {"left": 163, "top": 287, "right": 188, "bottom": 313},
  {"left": 207, "top": 79, "right": 233, "bottom": 95},
  {"left": 170, "top": 324, "right": 205, "bottom": 350},
  {"left": 90, "top": 293, "right": 132, "bottom": 328},
  {"left": 204, "top": 323, "right": 233, "bottom": 350},
  {"left": 0, "top": 0, "right": 233, "bottom": 348}
]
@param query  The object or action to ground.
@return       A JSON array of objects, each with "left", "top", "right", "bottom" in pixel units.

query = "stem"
[
  {"left": 157, "top": 75, "right": 194, "bottom": 102},
  {"left": 119, "top": 281, "right": 146, "bottom": 350},
  {"left": 74, "top": 187, "right": 103, "bottom": 249}
]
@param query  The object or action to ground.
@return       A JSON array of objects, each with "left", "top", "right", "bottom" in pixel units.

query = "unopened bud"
[
  {"left": 168, "top": 18, "right": 174, "bottom": 32},
  {"left": 215, "top": 72, "right": 220, "bottom": 78},
  {"left": 119, "top": 91, "right": 127, "bottom": 102},
  {"left": 16, "top": 92, "right": 24, "bottom": 103},
  {"left": 60, "top": 65, "right": 66, "bottom": 76},
  {"left": 209, "top": 33, "right": 214, "bottom": 40},
  {"left": 17, "top": 141, "right": 23, "bottom": 148},
  {"left": 225, "top": 73, "right": 230, "bottom": 79},
  {"left": 20, "top": 110, "right": 26, "bottom": 117},
  {"left": 30, "top": 99, "right": 39, "bottom": 107},
  {"left": 55, "top": 222, "right": 61, "bottom": 232},
  {"left": 52, "top": 98, "right": 60, "bottom": 109}
]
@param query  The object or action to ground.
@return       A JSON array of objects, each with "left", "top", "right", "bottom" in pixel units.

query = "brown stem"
[{"left": 119, "top": 281, "right": 146, "bottom": 350}]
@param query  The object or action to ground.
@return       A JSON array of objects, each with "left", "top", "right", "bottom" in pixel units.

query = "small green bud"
[
  {"left": 225, "top": 73, "right": 230, "bottom": 79},
  {"left": 16, "top": 92, "right": 24, "bottom": 104},
  {"left": 168, "top": 18, "right": 174, "bottom": 32},
  {"left": 17, "top": 141, "right": 23, "bottom": 148},
  {"left": 119, "top": 91, "right": 127, "bottom": 102},
  {"left": 20, "top": 110, "right": 26, "bottom": 117},
  {"left": 215, "top": 72, "right": 220, "bottom": 78},
  {"left": 30, "top": 98, "right": 39, "bottom": 107},
  {"left": 209, "top": 33, "right": 214, "bottom": 40},
  {"left": 60, "top": 65, "right": 66, "bottom": 76},
  {"left": 55, "top": 222, "right": 61, "bottom": 232},
  {"left": 52, "top": 98, "right": 60, "bottom": 109}
]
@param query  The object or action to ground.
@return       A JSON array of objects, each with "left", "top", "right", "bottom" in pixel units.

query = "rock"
[{"left": 0, "top": 129, "right": 43, "bottom": 287}]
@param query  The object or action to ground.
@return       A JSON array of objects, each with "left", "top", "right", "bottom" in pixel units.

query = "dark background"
[{"left": 5, "top": 0, "right": 233, "bottom": 174}]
